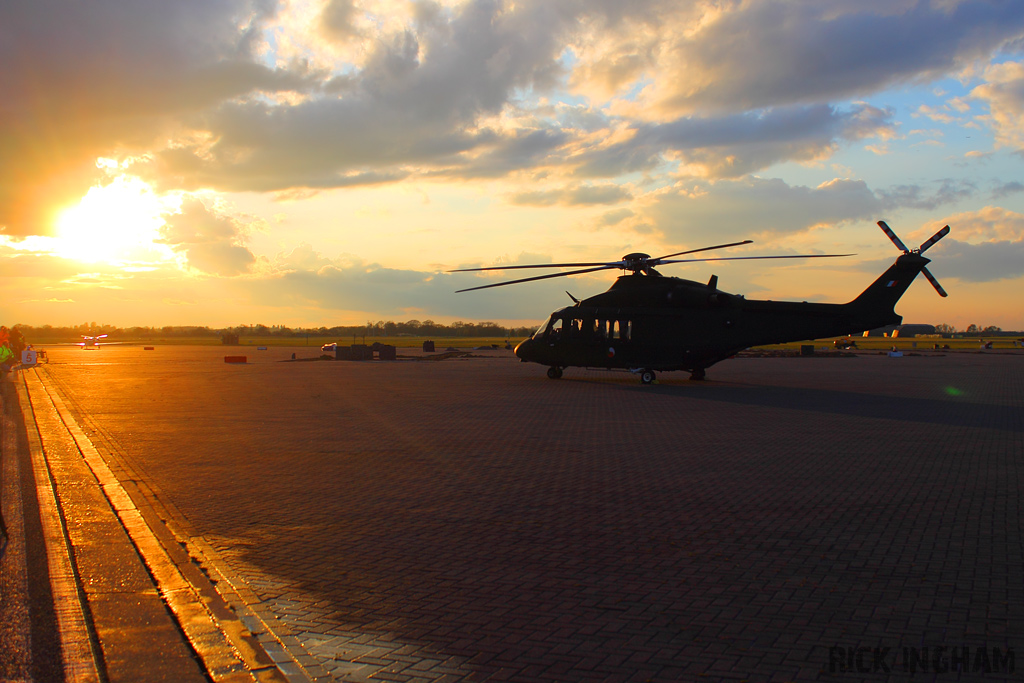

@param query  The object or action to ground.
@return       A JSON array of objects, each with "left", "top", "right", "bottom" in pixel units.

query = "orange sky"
[{"left": 3, "top": 1, "right": 1024, "bottom": 331}]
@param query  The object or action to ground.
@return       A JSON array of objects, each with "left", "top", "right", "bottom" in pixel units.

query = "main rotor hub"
[{"left": 621, "top": 252, "right": 651, "bottom": 272}]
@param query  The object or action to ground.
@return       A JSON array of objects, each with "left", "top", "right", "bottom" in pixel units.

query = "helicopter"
[{"left": 451, "top": 220, "right": 949, "bottom": 383}]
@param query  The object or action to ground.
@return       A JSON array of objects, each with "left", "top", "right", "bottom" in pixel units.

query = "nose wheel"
[
  {"left": 640, "top": 369, "right": 656, "bottom": 384},
  {"left": 547, "top": 366, "right": 563, "bottom": 379}
]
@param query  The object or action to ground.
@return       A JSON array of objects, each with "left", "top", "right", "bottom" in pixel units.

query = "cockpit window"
[{"left": 534, "top": 316, "right": 563, "bottom": 339}]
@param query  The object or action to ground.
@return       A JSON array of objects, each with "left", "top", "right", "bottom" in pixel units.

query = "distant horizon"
[{"left": 10, "top": 320, "right": 1020, "bottom": 337}]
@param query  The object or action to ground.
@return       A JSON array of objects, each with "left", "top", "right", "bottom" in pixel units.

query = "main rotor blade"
[
  {"left": 877, "top": 220, "right": 909, "bottom": 253},
  {"left": 921, "top": 266, "right": 948, "bottom": 297},
  {"left": 657, "top": 253, "right": 853, "bottom": 265},
  {"left": 918, "top": 225, "right": 950, "bottom": 254},
  {"left": 651, "top": 239, "right": 753, "bottom": 262},
  {"left": 455, "top": 265, "right": 616, "bottom": 292},
  {"left": 449, "top": 261, "right": 614, "bottom": 273}
]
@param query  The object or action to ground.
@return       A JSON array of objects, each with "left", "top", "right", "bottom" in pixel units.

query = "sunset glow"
[
  {"left": 2, "top": 1, "right": 1023, "bottom": 330},
  {"left": 55, "top": 176, "right": 173, "bottom": 265}
]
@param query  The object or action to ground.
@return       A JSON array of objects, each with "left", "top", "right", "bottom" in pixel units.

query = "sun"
[{"left": 55, "top": 175, "right": 174, "bottom": 264}]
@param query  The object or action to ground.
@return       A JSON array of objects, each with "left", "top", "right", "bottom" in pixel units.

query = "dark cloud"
[
  {"left": 992, "top": 181, "right": 1024, "bottom": 198},
  {"left": 659, "top": 1, "right": 1024, "bottom": 113},
  {"left": 934, "top": 238, "right": 1024, "bottom": 282},
  {"left": 877, "top": 179, "right": 977, "bottom": 211},
  {"left": 320, "top": 0, "right": 361, "bottom": 43},
  {"left": 145, "top": 0, "right": 581, "bottom": 191},
  {"left": 575, "top": 104, "right": 894, "bottom": 178},
  {"left": 644, "top": 177, "right": 883, "bottom": 244},
  {"left": 437, "top": 129, "right": 571, "bottom": 180}
]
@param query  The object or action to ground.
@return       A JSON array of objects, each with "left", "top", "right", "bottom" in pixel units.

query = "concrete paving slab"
[{"left": 18, "top": 344, "right": 1024, "bottom": 681}]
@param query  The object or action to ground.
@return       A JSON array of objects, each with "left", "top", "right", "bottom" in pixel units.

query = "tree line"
[
  {"left": 10, "top": 320, "right": 539, "bottom": 341},
  {"left": 933, "top": 323, "right": 1011, "bottom": 335}
]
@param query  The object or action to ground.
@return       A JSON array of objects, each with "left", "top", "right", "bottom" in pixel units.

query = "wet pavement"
[{"left": 9, "top": 344, "right": 1024, "bottom": 681}]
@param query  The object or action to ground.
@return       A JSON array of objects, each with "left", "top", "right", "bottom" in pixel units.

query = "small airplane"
[
  {"left": 78, "top": 334, "right": 109, "bottom": 349},
  {"left": 451, "top": 220, "right": 949, "bottom": 383}
]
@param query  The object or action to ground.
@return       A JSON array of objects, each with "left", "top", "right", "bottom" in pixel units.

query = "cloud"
[
  {"left": 970, "top": 60, "right": 1024, "bottom": 152},
  {"left": 136, "top": 0, "right": 587, "bottom": 192},
  {"left": 931, "top": 237, "right": 1024, "bottom": 282},
  {"left": 992, "top": 180, "right": 1024, "bottom": 198},
  {"left": 877, "top": 179, "right": 977, "bottom": 211},
  {"left": 509, "top": 184, "right": 632, "bottom": 207},
  {"left": 4, "top": 0, "right": 1024, "bottom": 285},
  {"left": 623, "top": 1, "right": 1024, "bottom": 116},
  {"left": 574, "top": 104, "right": 895, "bottom": 178},
  {"left": 160, "top": 197, "right": 256, "bottom": 275},
  {"left": 641, "top": 177, "right": 883, "bottom": 244},
  {"left": 0, "top": 0, "right": 311, "bottom": 236},
  {"left": 597, "top": 209, "right": 635, "bottom": 227},
  {"left": 928, "top": 206, "right": 1024, "bottom": 242},
  {"left": 245, "top": 257, "right": 569, "bottom": 321}
]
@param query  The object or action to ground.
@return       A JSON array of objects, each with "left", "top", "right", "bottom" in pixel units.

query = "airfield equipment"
[{"left": 452, "top": 221, "right": 949, "bottom": 383}]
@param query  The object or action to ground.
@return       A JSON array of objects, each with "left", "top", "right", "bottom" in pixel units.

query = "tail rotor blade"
[
  {"left": 878, "top": 220, "right": 909, "bottom": 253},
  {"left": 921, "top": 266, "right": 948, "bottom": 297},
  {"left": 918, "top": 225, "right": 950, "bottom": 254}
]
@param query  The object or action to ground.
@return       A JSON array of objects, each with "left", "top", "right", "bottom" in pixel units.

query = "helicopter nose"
[{"left": 514, "top": 339, "right": 533, "bottom": 362}]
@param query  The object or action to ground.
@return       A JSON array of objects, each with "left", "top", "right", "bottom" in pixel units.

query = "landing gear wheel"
[
  {"left": 640, "top": 370, "right": 656, "bottom": 384},
  {"left": 547, "top": 366, "right": 563, "bottom": 380},
  {"left": 689, "top": 367, "right": 706, "bottom": 381}
]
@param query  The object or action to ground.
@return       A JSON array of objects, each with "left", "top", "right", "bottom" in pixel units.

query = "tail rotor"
[{"left": 877, "top": 221, "right": 949, "bottom": 298}]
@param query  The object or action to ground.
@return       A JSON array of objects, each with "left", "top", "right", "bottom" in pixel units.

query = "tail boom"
[{"left": 846, "top": 252, "right": 930, "bottom": 328}]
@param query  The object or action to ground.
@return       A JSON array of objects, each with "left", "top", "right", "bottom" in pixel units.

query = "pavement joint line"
[
  {"left": 26, "top": 368, "right": 266, "bottom": 683},
  {"left": 36, "top": 366, "right": 323, "bottom": 683},
  {"left": 15, "top": 370, "right": 102, "bottom": 683}
]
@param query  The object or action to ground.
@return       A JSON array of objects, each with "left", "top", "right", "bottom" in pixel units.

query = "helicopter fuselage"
[{"left": 514, "top": 251, "right": 931, "bottom": 377}]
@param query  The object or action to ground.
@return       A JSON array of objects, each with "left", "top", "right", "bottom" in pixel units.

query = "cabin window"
[
  {"left": 620, "top": 320, "right": 631, "bottom": 341},
  {"left": 568, "top": 317, "right": 584, "bottom": 336},
  {"left": 549, "top": 318, "right": 563, "bottom": 338}
]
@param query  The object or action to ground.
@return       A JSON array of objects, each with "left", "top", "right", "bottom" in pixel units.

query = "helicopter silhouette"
[{"left": 452, "top": 221, "right": 949, "bottom": 383}]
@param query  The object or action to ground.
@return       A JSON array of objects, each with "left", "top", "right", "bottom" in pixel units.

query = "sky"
[{"left": 2, "top": 0, "right": 1024, "bottom": 331}]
